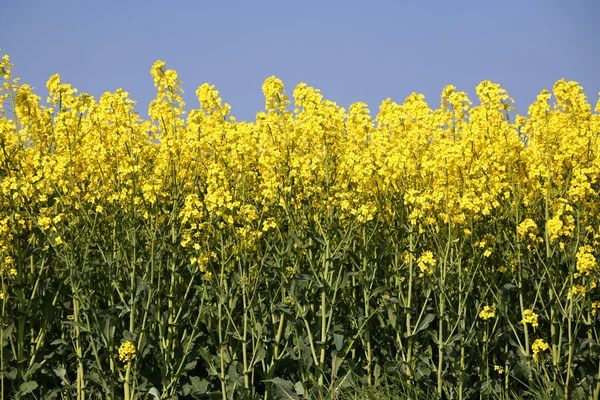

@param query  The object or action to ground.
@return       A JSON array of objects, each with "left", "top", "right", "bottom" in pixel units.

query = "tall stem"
[
  {"left": 318, "top": 238, "right": 330, "bottom": 389},
  {"left": 564, "top": 297, "right": 573, "bottom": 399},
  {"left": 124, "top": 362, "right": 131, "bottom": 400},
  {"left": 405, "top": 225, "right": 415, "bottom": 379},
  {"left": 242, "top": 278, "right": 250, "bottom": 391},
  {"left": 74, "top": 296, "right": 85, "bottom": 400}
]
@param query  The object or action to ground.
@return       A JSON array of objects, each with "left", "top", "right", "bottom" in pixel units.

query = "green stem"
[
  {"left": 564, "top": 297, "right": 573, "bottom": 399},
  {"left": 124, "top": 362, "right": 131, "bottom": 400},
  {"left": 242, "top": 277, "right": 250, "bottom": 391},
  {"left": 318, "top": 238, "right": 330, "bottom": 389},
  {"left": 405, "top": 225, "right": 415, "bottom": 379},
  {"left": 74, "top": 296, "right": 85, "bottom": 400}
]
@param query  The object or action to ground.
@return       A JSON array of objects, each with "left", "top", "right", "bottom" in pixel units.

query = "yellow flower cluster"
[
  {"left": 546, "top": 199, "right": 574, "bottom": 243},
  {"left": 479, "top": 305, "right": 496, "bottom": 320},
  {"left": 417, "top": 251, "right": 437, "bottom": 276},
  {"left": 521, "top": 309, "right": 538, "bottom": 327},
  {"left": 118, "top": 340, "right": 136, "bottom": 363},
  {"left": 568, "top": 284, "right": 586, "bottom": 300},
  {"left": 592, "top": 302, "right": 600, "bottom": 316},
  {"left": 531, "top": 338, "right": 549, "bottom": 362},
  {"left": 576, "top": 246, "right": 597, "bottom": 276},
  {"left": 0, "top": 51, "right": 598, "bottom": 243},
  {"left": 517, "top": 219, "right": 538, "bottom": 241}
]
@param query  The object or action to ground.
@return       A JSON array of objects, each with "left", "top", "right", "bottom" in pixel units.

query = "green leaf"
[
  {"left": 198, "top": 347, "right": 219, "bottom": 376},
  {"left": 502, "top": 283, "right": 517, "bottom": 291},
  {"left": 228, "top": 361, "right": 244, "bottom": 386},
  {"left": 294, "top": 381, "right": 305, "bottom": 396},
  {"left": 254, "top": 322, "right": 264, "bottom": 338},
  {"left": 387, "top": 307, "right": 397, "bottom": 328},
  {"left": 63, "top": 320, "right": 88, "bottom": 331},
  {"left": 103, "top": 316, "right": 115, "bottom": 343},
  {"left": 578, "top": 337, "right": 596, "bottom": 350},
  {"left": 184, "top": 376, "right": 208, "bottom": 395},
  {"left": 572, "top": 386, "right": 586, "bottom": 400},
  {"left": 53, "top": 366, "right": 68, "bottom": 384},
  {"left": 445, "top": 332, "right": 463, "bottom": 346},
  {"left": 5, "top": 367, "right": 17, "bottom": 380},
  {"left": 369, "top": 285, "right": 387, "bottom": 300},
  {"left": 480, "top": 378, "right": 500, "bottom": 395},
  {"left": 184, "top": 360, "right": 197, "bottom": 371},
  {"left": 333, "top": 333, "right": 344, "bottom": 351},
  {"left": 148, "top": 387, "right": 161, "bottom": 399},
  {"left": 264, "top": 378, "right": 299, "bottom": 400},
  {"left": 19, "top": 381, "right": 38, "bottom": 395},
  {"left": 135, "top": 276, "right": 150, "bottom": 296},
  {"left": 415, "top": 363, "right": 431, "bottom": 380},
  {"left": 23, "top": 362, "right": 42, "bottom": 380},
  {"left": 2, "top": 323, "right": 14, "bottom": 341},
  {"left": 335, "top": 370, "right": 355, "bottom": 391},
  {"left": 414, "top": 313, "right": 435, "bottom": 334},
  {"left": 252, "top": 344, "right": 267, "bottom": 366}
]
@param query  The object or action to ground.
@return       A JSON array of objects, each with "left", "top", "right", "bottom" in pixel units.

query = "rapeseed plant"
[{"left": 0, "top": 50, "right": 599, "bottom": 400}]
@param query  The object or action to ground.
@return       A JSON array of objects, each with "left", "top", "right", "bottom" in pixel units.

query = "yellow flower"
[
  {"left": 0, "top": 292, "right": 4, "bottom": 300},
  {"left": 55, "top": 236, "right": 63, "bottom": 245},
  {"left": 498, "top": 266, "right": 507, "bottom": 273},
  {"left": 567, "top": 285, "right": 586, "bottom": 300},
  {"left": 417, "top": 251, "right": 436, "bottom": 275},
  {"left": 591, "top": 302, "right": 600, "bottom": 316},
  {"left": 517, "top": 219, "right": 538, "bottom": 241},
  {"left": 546, "top": 216, "right": 563, "bottom": 242},
  {"left": 531, "top": 338, "right": 549, "bottom": 362},
  {"left": 262, "top": 218, "right": 278, "bottom": 232},
  {"left": 479, "top": 305, "right": 496, "bottom": 320},
  {"left": 118, "top": 340, "right": 136, "bottom": 363},
  {"left": 521, "top": 309, "right": 538, "bottom": 327},
  {"left": 494, "top": 365, "right": 504, "bottom": 374},
  {"left": 576, "top": 246, "right": 596, "bottom": 276},
  {"left": 38, "top": 216, "right": 52, "bottom": 231}
]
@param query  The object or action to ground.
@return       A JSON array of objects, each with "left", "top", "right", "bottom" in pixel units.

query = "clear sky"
[{"left": 1, "top": 0, "right": 599, "bottom": 122}]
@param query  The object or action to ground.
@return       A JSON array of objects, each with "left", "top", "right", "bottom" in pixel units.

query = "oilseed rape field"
[{"left": 1, "top": 51, "right": 600, "bottom": 399}]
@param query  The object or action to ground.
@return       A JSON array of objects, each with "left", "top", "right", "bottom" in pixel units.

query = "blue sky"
[{"left": 1, "top": 0, "right": 599, "bottom": 122}]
